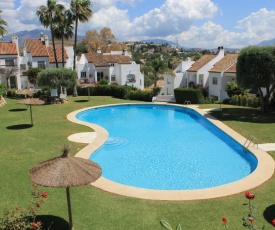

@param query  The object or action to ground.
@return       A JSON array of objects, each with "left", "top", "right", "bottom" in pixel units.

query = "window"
[
  {"left": 109, "top": 63, "right": 114, "bottom": 66},
  {"left": 97, "top": 72, "right": 104, "bottom": 81},
  {"left": 5, "top": 59, "right": 14, "bottom": 66},
  {"left": 81, "top": 71, "right": 86, "bottom": 78},
  {"left": 111, "top": 75, "right": 116, "bottom": 81},
  {"left": 20, "top": 64, "right": 27, "bottom": 70},
  {"left": 167, "top": 78, "right": 170, "bottom": 84},
  {"left": 38, "top": 61, "right": 45, "bottom": 69},
  {"left": 212, "top": 77, "right": 218, "bottom": 85}
]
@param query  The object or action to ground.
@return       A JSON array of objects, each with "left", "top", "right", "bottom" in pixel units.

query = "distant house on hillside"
[
  {"left": 0, "top": 35, "right": 20, "bottom": 89},
  {"left": 77, "top": 49, "right": 144, "bottom": 89},
  {"left": 208, "top": 53, "right": 238, "bottom": 100}
]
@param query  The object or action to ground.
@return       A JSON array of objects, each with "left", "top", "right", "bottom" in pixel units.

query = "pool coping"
[{"left": 67, "top": 103, "right": 275, "bottom": 201}]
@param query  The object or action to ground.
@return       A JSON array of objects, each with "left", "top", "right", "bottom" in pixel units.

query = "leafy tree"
[
  {"left": 236, "top": 46, "right": 275, "bottom": 112},
  {"left": 0, "top": 10, "right": 8, "bottom": 37},
  {"left": 150, "top": 58, "right": 174, "bottom": 87},
  {"left": 226, "top": 82, "right": 243, "bottom": 98},
  {"left": 27, "top": 67, "right": 42, "bottom": 85},
  {"left": 38, "top": 68, "right": 77, "bottom": 89},
  {"left": 37, "top": 0, "right": 65, "bottom": 68},
  {"left": 0, "top": 66, "right": 18, "bottom": 89},
  {"left": 75, "top": 41, "right": 88, "bottom": 55},
  {"left": 100, "top": 27, "right": 116, "bottom": 45},
  {"left": 70, "top": 0, "right": 92, "bottom": 71}
]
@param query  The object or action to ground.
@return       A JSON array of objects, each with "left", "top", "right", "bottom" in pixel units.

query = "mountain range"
[{"left": 2, "top": 29, "right": 275, "bottom": 49}]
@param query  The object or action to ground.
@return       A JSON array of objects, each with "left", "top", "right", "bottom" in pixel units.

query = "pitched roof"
[
  {"left": 84, "top": 53, "right": 132, "bottom": 67},
  {"left": 209, "top": 54, "right": 238, "bottom": 73},
  {"left": 25, "top": 39, "right": 68, "bottom": 63},
  {"left": 47, "top": 45, "right": 68, "bottom": 63},
  {"left": 225, "top": 63, "right": 237, "bottom": 73},
  {"left": 0, "top": 42, "right": 18, "bottom": 55},
  {"left": 187, "top": 54, "right": 217, "bottom": 72}
]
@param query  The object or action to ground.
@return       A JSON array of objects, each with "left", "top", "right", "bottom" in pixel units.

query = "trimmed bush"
[
  {"left": 174, "top": 88, "right": 204, "bottom": 104},
  {"left": 128, "top": 90, "right": 154, "bottom": 102}
]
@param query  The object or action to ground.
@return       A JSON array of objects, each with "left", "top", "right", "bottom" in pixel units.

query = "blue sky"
[{"left": 2, "top": 0, "right": 275, "bottom": 48}]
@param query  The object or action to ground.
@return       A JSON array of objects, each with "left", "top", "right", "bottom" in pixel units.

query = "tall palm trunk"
[
  {"left": 50, "top": 16, "right": 59, "bottom": 68},
  {"left": 61, "top": 31, "right": 65, "bottom": 67},
  {"left": 73, "top": 17, "right": 78, "bottom": 71}
]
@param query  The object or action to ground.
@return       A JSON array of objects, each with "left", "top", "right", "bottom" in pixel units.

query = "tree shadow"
[
  {"left": 6, "top": 124, "right": 33, "bottom": 130},
  {"left": 74, "top": 99, "right": 89, "bottom": 103},
  {"left": 208, "top": 107, "right": 275, "bottom": 124},
  {"left": 263, "top": 204, "right": 275, "bottom": 227},
  {"left": 9, "top": 108, "right": 28, "bottom": 112},
  {"left": 35, "top": 215, "right": 70, "bottom": 230}
]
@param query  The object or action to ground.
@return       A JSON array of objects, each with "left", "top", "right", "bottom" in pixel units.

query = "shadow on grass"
[
  {"left": 9, "top": 108, "right": 28, "bottom": 112},
  {"left": 263, "top": 204, "right": 275, "bottom": 227},
  {"left": 208, "top": 107, "right": 275, "bottom": 124},
  {"left": 6, "top": 124, "right": 32, "bottom": 130},
  {"left": 74, "top": 99, "right": 89, "bottom": 103},
  {"left": 36, "top": 215, "right": 70, "bottom": 230}
]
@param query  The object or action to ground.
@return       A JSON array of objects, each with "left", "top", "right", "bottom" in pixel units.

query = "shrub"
[
  {"left": 174, "top": 88, "right": 204, "bottom": 104},
  {"left": 0, "top": 84, "right": 6, "bottom": 97},
  {"left": 128, "top": 90, "right": 154, "bottom": 102}
]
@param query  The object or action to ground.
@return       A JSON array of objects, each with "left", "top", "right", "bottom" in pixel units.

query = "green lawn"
[{"left": 1, "top": 97, "right": 275, "bottom": 230}]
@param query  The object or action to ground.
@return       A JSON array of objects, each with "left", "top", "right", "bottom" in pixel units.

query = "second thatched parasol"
[
  {"left": 81, "top": 83, "right": 96, "bottom": 101},
  {"left": 18, "top": 98, "right": 44, "bottom": 126},
  {"left": 29, "top": 146, "right": 102, "bottom": 230}
]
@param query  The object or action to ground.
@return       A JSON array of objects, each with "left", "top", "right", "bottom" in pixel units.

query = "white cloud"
[
  {"left": 1, "top": 1, "right": 275, "bottom": 48},
  {"left": 129, "top": 0, "right": 218, "bottom": 37}
]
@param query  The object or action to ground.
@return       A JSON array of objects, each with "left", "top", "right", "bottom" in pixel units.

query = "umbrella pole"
[
  {"left": 66, "top": 187, "right": 73, "bottom": 230},
  {"left": 29, "top": 105, "right": 33, "bottom": 126}
]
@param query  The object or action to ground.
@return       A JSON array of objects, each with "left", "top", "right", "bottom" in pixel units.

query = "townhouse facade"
[
  {"left": 208, "top": 54, "right": 238, "bottom": 100},
  {"left": 77, "top": 49, "right": 144, "bottom": 89},
  {"left": 0, "top": 33, "right": 144, "bottom": 91}
]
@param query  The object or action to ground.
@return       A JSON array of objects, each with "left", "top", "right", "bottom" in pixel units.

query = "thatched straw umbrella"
[
  {"left": 81, "top": 83, "right": 96, "bottom": 101},
  {"left": 18, "top": 98, "right": 44, "bottom": 126},
  {"left": 29, "top": 146, "right": 102, "bottom": 230},
  {"left": 16, "top": 89, "right": 34, "bottom": 98}
]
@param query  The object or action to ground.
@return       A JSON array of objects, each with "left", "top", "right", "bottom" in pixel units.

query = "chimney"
[
  {"left": 40, "top": 32, "right": 44, "bottom": 42},
  {"left": 44, "top": 35, "right": 49, "bottom": 47},
  {"left": 12, "top": 34, "right": 19, "bottom": 53},
  {"left": 97, "top": 48, "right": 101, "bottom": 54}
]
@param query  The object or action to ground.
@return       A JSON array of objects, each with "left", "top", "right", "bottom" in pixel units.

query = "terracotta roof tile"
[
  {"left": 0, "top": 42, "right": 18, "bottom": 55},
  {"left": 187, "top": 54, "right": 217, "bottom": 72},
  {"left": 25, "top": 39, "right": 48, "bottom": 56},
  {"left": 225, "top": 62, "right": 237, "bottom": 73},
  {"left": 47, "top": 45, "right": 68, "bottom": 63},
  {"left": 85, "top": 53, "right": 132, "bottom": 66},
  {"left": 25, "top": 39, "right": 68, "bottom": 63},
  {"left": 209, "top": 54, "right": 238, "bottom": 73}
]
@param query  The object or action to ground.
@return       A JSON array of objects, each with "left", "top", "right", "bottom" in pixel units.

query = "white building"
[
  {"left": 208, "top": 54, "right": 238, "bottom": 100},
  {"left": 0, "top": 35, "right": 21, "bottom": 89},
  {"left": 77, "top": 50, "right": 144, "bottom": 89},
  {"left": 162, "top": 57, "right": 195, "bottom": 95},
  {"left": 186, "top": 47, "right": 225, "bottom": 88}
]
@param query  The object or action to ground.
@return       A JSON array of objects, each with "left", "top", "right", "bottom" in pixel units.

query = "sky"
[{"left": 1, "top": 0, "right": 275, "bottom": 48}]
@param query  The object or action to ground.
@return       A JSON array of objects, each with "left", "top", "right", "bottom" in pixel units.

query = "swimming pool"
[{"left": 76, "top": 104, "right": 257, "bottom": 190}]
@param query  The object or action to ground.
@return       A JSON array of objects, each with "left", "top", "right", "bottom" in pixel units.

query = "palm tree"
[
  {"left": 36, "top": 0, "right": 65, "bottom": 68},
  {"left": 0, "top": 10, "right": 8, "bottom": 37},
  {"left": 70, "top": 0, "right": 92, "bottom": 71},
  {"left": 52, "top": 9, "right": 74, "bottom": 67}
]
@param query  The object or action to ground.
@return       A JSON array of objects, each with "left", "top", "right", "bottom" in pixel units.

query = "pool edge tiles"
[{"left": 67, "top": 103, "right": 275, "bottom": 201}]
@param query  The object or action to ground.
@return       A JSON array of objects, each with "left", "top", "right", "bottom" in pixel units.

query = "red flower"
[
  {"left": 248, "top": 217, "right": 254, "bottom": 223},
  {"left": 221, "top": 217, "right": 227, "bottom": 223},
  {"left": 31, "top": 222, "right": 38, "bottom": 229},
  {"left": 31, "top": 208, "right": 37, "bottom": 214},
  {"left": 272, "top": 219, "right": 275, "bottom": 226},
  {"left": 245, "top": 192, "right": 255, "bottom": 200},
  {"left": 41, "top": 191, "right": 47, "bottom": 198}
]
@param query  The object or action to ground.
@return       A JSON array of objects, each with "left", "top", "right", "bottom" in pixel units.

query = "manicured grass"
[{"left": 1, "top": 97, "right": 275, "bottom": 230}]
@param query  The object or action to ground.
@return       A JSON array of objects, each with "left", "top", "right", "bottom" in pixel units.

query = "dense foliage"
[
  {"left": 237, "top": 46, "right": 275, "bottom": 112},
  {"left": 174, "top": 88, "right": 204, "bottom": 104}
]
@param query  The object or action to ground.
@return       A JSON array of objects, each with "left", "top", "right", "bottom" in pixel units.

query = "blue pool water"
[{"left": 76, "top": 104, "right": 258, "bottom": 190}]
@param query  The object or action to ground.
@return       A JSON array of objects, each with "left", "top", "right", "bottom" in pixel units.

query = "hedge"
[{"left": 174, "top": 88, "right": 204, "bottom": 104}]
